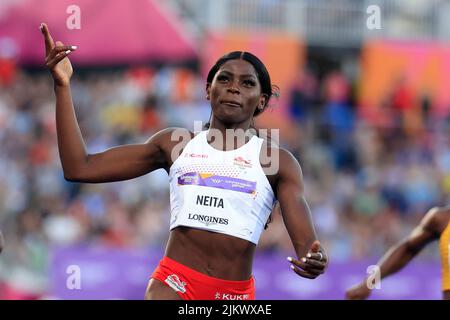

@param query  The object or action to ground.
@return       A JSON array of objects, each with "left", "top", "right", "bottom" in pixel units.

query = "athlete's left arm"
[{"left": 275, "top": 148, "right": 328, "bottom": 279}]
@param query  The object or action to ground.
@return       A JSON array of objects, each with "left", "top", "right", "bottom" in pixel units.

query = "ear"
[
  {"left": 206, "top": 83, "right": 211, "bottom": 100},
  {"left": 258, "top": 94, "right": 268, "bottom": 111}
]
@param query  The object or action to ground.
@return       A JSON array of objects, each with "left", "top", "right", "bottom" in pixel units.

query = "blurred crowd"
[{"left": 0, "top": 59, "right": 449, "bottom": 298}]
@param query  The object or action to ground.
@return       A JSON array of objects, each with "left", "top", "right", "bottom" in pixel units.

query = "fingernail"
[
  {"left": 39, "top": 24, "right": 43, "bottom": 31},
  {"left": 65, "top": 50, "right": 71, "bottom": 55},
  {"left": 286, "top": 257, "right": 293, "bottom": 262},
  {"left": 71, "top": 46, "right": 78, "bottom": 50},
  {"left": 290, "top": 265, "right": 295, "bottom": 270},
  {"left": 307, "top": 253, "right": 311, "bottom": 258},
  {"left": 302, "top": 258, "right": 307, "bottom": 263}
]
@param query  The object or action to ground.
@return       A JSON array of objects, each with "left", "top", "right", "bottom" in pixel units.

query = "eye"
[
  {"left": 217, "top": 75, "right": 229, "bottom": 82},
  {"left": 243, "top": 79, "right": 256, "bottom": 87}
]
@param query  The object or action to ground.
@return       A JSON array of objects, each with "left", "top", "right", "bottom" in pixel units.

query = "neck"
[
  {"left": 206, "top": 117, "right": 255, "bottom": 151},
  {"left": 209, "top": 117, "right": 253, "bottom": 132}
]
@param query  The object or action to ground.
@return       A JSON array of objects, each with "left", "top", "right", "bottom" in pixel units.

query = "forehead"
[{"left": 218, "top": 59, "right": 258, "bottom": 77}]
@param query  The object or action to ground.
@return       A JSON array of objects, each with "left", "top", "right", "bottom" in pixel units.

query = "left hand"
[{"left": 287, "top": 240, "right": 328, "bottom": 279}]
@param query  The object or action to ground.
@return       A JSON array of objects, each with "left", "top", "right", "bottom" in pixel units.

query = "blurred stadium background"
[{"left": 0, "top": 0, "right": 449, "bottom": 299}]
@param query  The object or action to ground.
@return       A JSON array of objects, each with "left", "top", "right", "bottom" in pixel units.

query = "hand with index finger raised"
[{"left": 40, "top": 23, "right": 77, "bottom": 87}]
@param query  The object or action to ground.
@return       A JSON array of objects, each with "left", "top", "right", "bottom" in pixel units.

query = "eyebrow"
[{"left": 218, "top": 70, "right": 257, "bottom": 79}]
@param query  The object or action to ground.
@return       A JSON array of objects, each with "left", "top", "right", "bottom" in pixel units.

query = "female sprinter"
[{"left": 40, "top": 23, "right": 328, "bottom": 300}]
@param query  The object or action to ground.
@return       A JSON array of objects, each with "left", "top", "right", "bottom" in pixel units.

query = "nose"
[{"left": 227, "top": 79, "right": 240, "bottom": 94}]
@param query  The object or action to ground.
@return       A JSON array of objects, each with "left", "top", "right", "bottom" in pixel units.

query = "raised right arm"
[
  {"left": 57, "top": 89, "right": 173, "bottom": 183},
  {"left": 41, "top": 23, "right": 176, "bottom": 183}
]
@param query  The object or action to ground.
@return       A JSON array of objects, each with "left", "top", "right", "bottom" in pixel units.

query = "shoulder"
[
  {"left": 146, "top": 127, "right": 195, "bottom": 150},
  {"left": 422, "top": 206, "right": 450, "bottom": 235},
  {"left": 258, "top": 134, "right": 298, "bottom": 164},
  {"left": 277, "top": 147, "right": 303, "bottom": 181},
  {"left": 257, "top": 135, "right": 302, "bottom": 181},
  {"left": 151, "top": 128, "right": 200, "bottom": 169},
  {"left": 147, "top": 127, "right": 194, "bottom": 142}
]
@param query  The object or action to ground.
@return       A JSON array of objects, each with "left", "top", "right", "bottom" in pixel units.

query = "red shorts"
[{"left": 151, "top": 256, "right": 255, "bottom": 300}]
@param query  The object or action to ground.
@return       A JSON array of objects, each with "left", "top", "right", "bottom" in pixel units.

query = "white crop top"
[{"left": 168, "top": 130, "right": 276, "bottom": 244}]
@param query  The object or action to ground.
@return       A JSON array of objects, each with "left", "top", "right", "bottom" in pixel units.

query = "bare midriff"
[{"left": 165, "top": 226, "right": 256, "bottom": 281}]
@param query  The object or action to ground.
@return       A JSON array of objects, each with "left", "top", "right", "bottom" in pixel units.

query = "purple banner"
[
  {"left": 51, "top": 246, "right": 442, "bottom": 300},
  {"left": 178, "top": 172, "right": 256, "bottom": 194}
]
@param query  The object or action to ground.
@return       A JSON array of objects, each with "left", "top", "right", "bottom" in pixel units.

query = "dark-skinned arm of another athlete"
[
  {"left": 346, "top": 207, "right": 442, "bottom": 299},
  {"left": 275, "top": 148, "right": 328, "bottom": 279}
]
